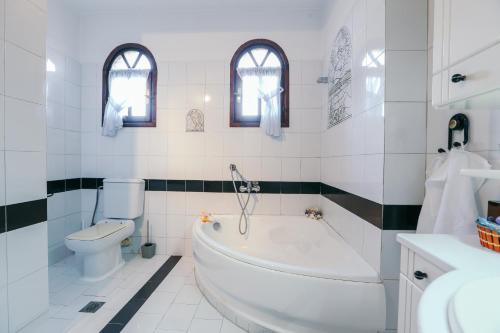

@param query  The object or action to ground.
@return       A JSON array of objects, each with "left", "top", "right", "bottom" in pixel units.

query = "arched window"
[
  {"left": 230, "top": 39, "right": 289, "bottom": 130},
  {"left": 102, "top": 43, "right": 157, "bottom": 129}
]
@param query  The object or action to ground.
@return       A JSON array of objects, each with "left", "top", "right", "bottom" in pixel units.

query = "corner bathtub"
[{"left": 192, "top": 215, "right": 386, "bottom": 333}]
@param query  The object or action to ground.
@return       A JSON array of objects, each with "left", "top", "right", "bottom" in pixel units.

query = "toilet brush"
[{"left": 141, "top": 219, "right": 156, "bottom": 259}]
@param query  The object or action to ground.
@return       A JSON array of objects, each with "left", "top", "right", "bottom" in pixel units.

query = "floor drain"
[{"left": 79, "top": 301, "right": 105, "bottom": 313}]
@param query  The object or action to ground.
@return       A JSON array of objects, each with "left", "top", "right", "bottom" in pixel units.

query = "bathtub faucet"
[
  {"left": 229, "top": 164, "right": 260, "bottom": 193},
  {"left": 239, "top": 181, "right": 260, "bottom": 193}
]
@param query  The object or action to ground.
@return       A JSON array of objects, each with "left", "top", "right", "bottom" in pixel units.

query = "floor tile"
[
  {"left": 122, "top": 313, "right": 162, "bottom": 333},
  {"left": 156, "top": 275, "right": 185, "bottom": 293},
  {"left": 66, "top": 308, "right": 117, "bottom": 333},
  {"left": 49, "top": 273, "right": 73, "bottom": 294},
  {"left": 188, "top": 319, "right": 222, "bottom": 333},
  {"left": 139, "top": 291, "right": 176, "bottom": 314},
  {"left": 174, "top": 285, "right": 202, "bottom": 305},
  {"left": 157, "top": 303, "right": 197, "bottom": 331},
  {"left": 19, "top": 317, "right": 74, "bottom": 333},
  {"left": 195, "top": 298, "right": 222, "bottom": 320},
  {"left": 82, "top": 278, "right": 121, "bottom": 297},
  {"left": 220, "top": 319, "right": 247, "bottom": 333},
  {"left": 50, "top": 283, "right": 89, "bottom": 306}
]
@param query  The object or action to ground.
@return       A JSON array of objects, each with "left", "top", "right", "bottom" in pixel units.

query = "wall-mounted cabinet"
[{"left": 432, "top": 0, "right": 500, "bottom": 109}]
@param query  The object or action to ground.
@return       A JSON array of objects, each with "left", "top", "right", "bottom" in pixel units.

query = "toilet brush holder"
[
  {"left": 141, "top": 242, "right": 156, "bottom": 259},
  {"left": 141, "top": 219, "right": 156, "bottom": 259}
]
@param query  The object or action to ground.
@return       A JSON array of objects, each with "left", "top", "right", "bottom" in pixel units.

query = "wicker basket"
[{"left": 476, "top": 220, "right": 500, "bottom": 252}]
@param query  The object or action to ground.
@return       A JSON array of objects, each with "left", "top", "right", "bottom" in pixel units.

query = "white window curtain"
[
  {"left": 237, "top": 67, "right": 283, "bottom": 137},
  {"left": 102, "top": 69, "right": 150, "bottom": 137}
]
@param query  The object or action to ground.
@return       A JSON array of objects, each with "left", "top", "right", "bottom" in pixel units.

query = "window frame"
[
  {"left": 229, "top": 39, "right": 290, "bottom": 128},
  {"left": 102, "top": 43, "right": 158, "bottom": 128}
]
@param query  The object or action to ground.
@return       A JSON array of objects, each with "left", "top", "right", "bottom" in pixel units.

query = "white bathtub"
[{"left": 192, "top": 215, "right": 386, "bottom": 333}]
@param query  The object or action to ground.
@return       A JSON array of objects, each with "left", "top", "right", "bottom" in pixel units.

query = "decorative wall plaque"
[
  {"left": 328, "top": 26, "right": 353, "bottom": 129},
  {"left": 186, "top": 109, "right": 204, "bottom": 132}
]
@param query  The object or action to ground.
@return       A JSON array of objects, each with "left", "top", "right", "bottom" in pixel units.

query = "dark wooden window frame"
[
  {"left": 230, "top": 39, "right": 289, "bottom": 128},
  {"left": 102, "top": 43, "right": 158, "bottom": 128}
]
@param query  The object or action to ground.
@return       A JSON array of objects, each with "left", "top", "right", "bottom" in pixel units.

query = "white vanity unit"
[
  {"left": 432, "top": 0, "right": 500, "bottom": 108},
  {"left": 396, "top": 234, "right": 500, "bottom": 333}
]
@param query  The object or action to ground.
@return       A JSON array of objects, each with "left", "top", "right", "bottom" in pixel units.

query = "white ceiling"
[{"left": 61, "top": 0, "right": 329, "bottom": 14}]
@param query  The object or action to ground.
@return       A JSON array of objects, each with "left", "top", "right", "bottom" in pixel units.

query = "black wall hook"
[{"left": 448, "top": 113, "right": 469, "bottom": 150}]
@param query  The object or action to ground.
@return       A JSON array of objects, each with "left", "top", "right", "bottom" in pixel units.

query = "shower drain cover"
[{"left": 79, "top": 301, "right": 105, "bottom": 313}]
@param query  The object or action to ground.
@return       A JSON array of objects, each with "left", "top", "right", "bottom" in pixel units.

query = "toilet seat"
[{"left": 66, "top": 221, "right": 128, "bottom": 241}]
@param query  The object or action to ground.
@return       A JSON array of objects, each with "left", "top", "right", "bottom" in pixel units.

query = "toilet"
[{"left": 65, "top": 178, "right": 145, "bottom": 281}]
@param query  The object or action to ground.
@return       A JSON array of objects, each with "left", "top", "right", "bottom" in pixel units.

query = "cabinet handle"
[
  {"left": 414, "top": 270, "right": 428, "bottom": 280},
  {"left": 451, "top": 73, "right": 466, "bottom": 83}
]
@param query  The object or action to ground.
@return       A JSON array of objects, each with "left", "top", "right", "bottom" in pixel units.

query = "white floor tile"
[
  {"left": 26, "top": 253, "right": 238, "bottom": 333},
  {"left": 18, "top": 317, "right": 74, "bottom": 333},
  {"left": 122, "top": 313, "right": 163, "bottom": 333},
  {"left": 174, "top": 285, "right": 202, "bottom": 305},
  {"left": 170, "top": 261, "right": 193, "bottom": 277},
  {"left": 220, "top": 319, "right": 247, "bottom": 333},
  {"left": 139, "top": 291, "right": 176, "bottom": 314},
  {"left": 158, "top": 303, "right": 197, "bottom": 331},
  {"left": 188, "top": 319, "right": 222, "bottom": 333},
  {"left": 156, "top": 275, "right": 186, "bottom": 293},
  {"left": 102, "top": 288, "right": 136, "bottom": 311},
  {"left": 66, "top": 308, "right": 116, "bottom": 333},
  {"left": 50, "top": 283, "right": 88, "bottom": 306},
  {"left": 82, "top": 277, "right": 120, "bottom": 297},
  {"left": 195, "top": 298, "right": 222, "bottom": 320},
  {"left": 49, "top": 273, "right": 73, "bottom": 294}
]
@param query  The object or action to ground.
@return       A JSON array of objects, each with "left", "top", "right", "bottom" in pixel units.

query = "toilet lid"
[
  {"left": 66, "top": 223, "right": 128, "bottom": 241},
  {"left": 448, "top": 277, "right": 500, "bottom": 333}
]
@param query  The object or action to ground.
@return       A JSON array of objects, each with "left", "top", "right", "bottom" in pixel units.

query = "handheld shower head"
[{"left": 229, "top": 164, "right": 247, "bottom": 182}]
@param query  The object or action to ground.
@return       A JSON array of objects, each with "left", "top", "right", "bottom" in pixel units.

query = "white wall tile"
[
  {"left": 0, "top": 286, "right": 7, "bottom": 333},
  {"left": 300, "top": 158, "right": 320, "bottom": 182},
  {"left": 383, "top": 279, "right": 400, "bottom": 330},
  {"left": 4, "top": 98, "right": 45, "bottom": 152},
  {"left": 0, "top": 234, "right": 7, "bottom": 288},
  {"left": 8, "top": 267, "right": 49, "bottom": 332},
  {"left": 385, "top": 50, "right": 427, "bottom": 102},
  {"left": 280, "top": 194, "right": 318, "bottom": 216},
  {"left": 47, "top": 101, "right": 65, "bottom": 130},
  {"left": 362, "top": 222, "right": 382, "bottom": 273},
  {"left": 281, "top": 158, "right": 300, "bottom": 181},
  {"left": 5, "top": 43, "right": 45, "bottom": 104},
  {"left": 5, "top": 151, "right": 46, "bottom": 204},
  {"left": 384, "top": 154, "right": 426, "bottom": 205},
  {"left": 381, "top": 230, "right": 415, "bottom": 280},
  {"left": 47, "top": 193, "right": 65, "bottom": 220},
  {"left": 7, "top": 222, "right": 47, "bottom": 283},
  {"left": 5, "top": 0, "right": 46, "bottom": 57},
  {"left": 385, "top": 102, "right": 427, "bottom": 154},
  {"left": 386, "top": 0, "right": 427, "bottom": 51}
]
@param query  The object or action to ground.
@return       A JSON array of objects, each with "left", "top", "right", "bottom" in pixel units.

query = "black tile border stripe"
[
  {"left": 46, "top": 178, "right": 419, "bottom": 230},
  {"left": 100, "top": 256, "right": 182, "bottom": 332},
  {"left": 320, "top": 183, "right": 421, "bottom": 231},
  {"left": 5, "top": 199, "right": 47, "bottom": 232},
  {"left": 0, "top": 206, "right": 5, "bottom": 234},
  {"left": 48, "top": 178, "right": 321, "bottom": 195}
]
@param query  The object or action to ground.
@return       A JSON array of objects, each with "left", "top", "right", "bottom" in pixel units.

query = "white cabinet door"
[
  {"left": 432, "top": 0, "right": 500, "bottom": 108},
  {"left": 398, "top": 274, "right": 409, "bottom": 333},
  {"left": 410, "top": 284, "right": 423, "bottom": 333},
  {"left": 448, "top": 0, "right": 500, "bottom": 65}
]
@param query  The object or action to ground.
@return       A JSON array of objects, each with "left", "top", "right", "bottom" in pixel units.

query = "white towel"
[
  {"left": 416, "top": 153, "right": 448, "bottom": 234},
  {"left": 433, "top": 149, "right": 490, "bottom": 236}
]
